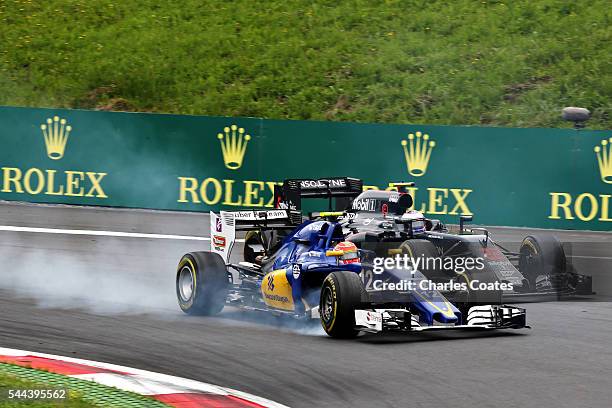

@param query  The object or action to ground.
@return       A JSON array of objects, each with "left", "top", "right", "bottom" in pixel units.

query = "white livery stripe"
[{"left": 0, "top": 225, "right": 246, "bottom": 243}]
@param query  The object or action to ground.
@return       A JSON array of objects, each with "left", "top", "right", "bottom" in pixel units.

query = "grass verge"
[
  {"left": 0, "top": 363, "right": 168, "bottom": 408},
  {"left": 0, "top": 0, "right": 610, "bottom": 128}
]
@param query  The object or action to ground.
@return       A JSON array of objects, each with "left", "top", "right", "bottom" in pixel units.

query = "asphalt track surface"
[{"left": 1, "top": 202, "right": 611, "bottom": 408}]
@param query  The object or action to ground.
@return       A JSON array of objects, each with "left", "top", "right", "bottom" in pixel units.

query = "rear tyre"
[
  {"left": 519, "top": 234, "right": 566, "bottom": 290},
  {"left": 320, "top": 272, "right": 363, "bottom": 338},
  {"left": 176, "top": 252, "right": 228, "bottom": 315}
]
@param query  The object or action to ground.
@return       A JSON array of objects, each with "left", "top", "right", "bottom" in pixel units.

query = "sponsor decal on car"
[
  {"left": 277, "top": 199, "right": 297, "bottom": 210},
  {"left": 299, "top": 179, "right": 347, "bottom": 190},
  {"left": 355, "top": 309, "right": 383, "bottom": 331},
  {"left": 264, "top": 293, "right": 290, "bottom": 303},
  {"left": 267, "top": 274, "right": 275, "bottom": 291},
  {"left": 352, "top": 199, "right": 377, "bottom": 212},
  {"left": 366, "top": 311, "right": 383, "bottom": 324},
  {"left": 232, "top": 210, "right": 288, "bottom": 220},
  {"left": 338, "top": 212, "right": 357, "bottom": 221},
  {"left": 381, "top": 203, "right": 388, "bottom": 216},
  {"left": 212, "top": 235, "right": 226, "bottom": 250},
  {"left": 292, "top": 264, "right": 301, "bottom": 279}
]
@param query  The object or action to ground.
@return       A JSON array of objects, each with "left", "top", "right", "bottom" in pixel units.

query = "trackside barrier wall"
[{"left": 0, "top": 106, "right": 610, "bottom": 231}]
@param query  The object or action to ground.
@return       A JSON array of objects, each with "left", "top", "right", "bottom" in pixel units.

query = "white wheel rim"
[{"left": 178, "top": 266, "right": 194, "bottom": 302}]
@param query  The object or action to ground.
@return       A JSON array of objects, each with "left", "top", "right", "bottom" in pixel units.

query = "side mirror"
[
  {"left": 562, "top": 107, "right": 590, "bottom": 129},
  {"left": 459, "top": 215, "right": 473, "bottom": 234}
]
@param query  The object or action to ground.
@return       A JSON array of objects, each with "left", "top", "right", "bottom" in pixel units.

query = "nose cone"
[{"left": 411, "top": 290, "right": 461, "bottom": 325}]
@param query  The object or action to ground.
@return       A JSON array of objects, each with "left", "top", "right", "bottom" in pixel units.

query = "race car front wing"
[{"left": 354, "top": 305, "right": 528, "bottom": 333}]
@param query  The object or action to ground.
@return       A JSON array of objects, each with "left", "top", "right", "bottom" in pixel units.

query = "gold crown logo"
[
  {"left": 217, "top": 124, "right": 251, "bottom": 170},
  {"left": 594, "top": 137, "right": 612, "bottom": 184},
  {"left": 40, "top": 116, "right": 72, "bottom": 160},
  {"left": 400, "top": 131, "right": 435, "bottom": 176}
]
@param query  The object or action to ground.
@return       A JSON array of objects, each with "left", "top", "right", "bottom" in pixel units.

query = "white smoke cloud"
[
  {"left": 0, "top": 230, "right": 327, "bottom": 335},
  {"left": 0, "top": 232, "right": 182, "bottom": 314}
]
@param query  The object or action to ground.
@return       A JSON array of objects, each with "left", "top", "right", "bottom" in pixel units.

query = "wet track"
[{"left": 1, "top": 202, "right": 611, "bottom": 408}]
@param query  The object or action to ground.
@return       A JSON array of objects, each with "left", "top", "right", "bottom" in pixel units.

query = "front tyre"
[
  {"left": 519, "top": 234, "right": 566, "bottom": 291},
  {"left": 320, "top": 271, "right": 363, "bottom": 338},
  {"left": 176, "top": 252, "right": 228, "bottom": 315}
]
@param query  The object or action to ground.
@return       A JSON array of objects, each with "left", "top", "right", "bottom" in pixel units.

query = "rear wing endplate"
[
  {"left": 210, "top": 211, "right": 236, "bottom": 263},
  {"left": 210, "top": 209, "right": 302, "bottom": 262}
]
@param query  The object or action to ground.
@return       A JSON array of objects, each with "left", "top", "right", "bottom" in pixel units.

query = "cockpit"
[
  {"left": 348, "top": 189, "right": 445, "bottom": 233},
  {"left": 265, "top": 220, "right": 346, "bottom": 271},
  {"left": 292, "top": 220, "right": 344, "bottom": 249}
]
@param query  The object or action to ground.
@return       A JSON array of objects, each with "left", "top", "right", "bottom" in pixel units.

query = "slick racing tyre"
[
  {"left": 320, "top": 271, "right": 364, "bottom": 338},
  {"left": 399, "top": 239, "right": 444, "bottom": 279},
  {"left": 519, "top": 234, "right": 566, "bottom": 290},
  {"left": 176, "top": 252, "right": 228, "bottom": 315}
]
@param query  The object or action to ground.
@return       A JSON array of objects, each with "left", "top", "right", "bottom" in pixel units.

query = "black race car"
[{"left": 271, "top": 179, "right": 593, "bottom": 303}]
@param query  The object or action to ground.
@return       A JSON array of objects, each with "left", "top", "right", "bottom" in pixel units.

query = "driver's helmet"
[
  {"left": 401, "top": 210, "right": 426, "bottom": 234},
  {"left": 333, "top": 241, "right": 360, "bottom": 264}
]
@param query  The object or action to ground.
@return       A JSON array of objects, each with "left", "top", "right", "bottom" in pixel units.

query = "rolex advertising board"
[{"left": 0, "top": 106, "right": 609, "bottom": 231}]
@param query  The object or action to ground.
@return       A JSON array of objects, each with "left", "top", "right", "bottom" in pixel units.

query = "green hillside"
[{"left": 1, "top": 0, "right": 610, "bottom": 128}]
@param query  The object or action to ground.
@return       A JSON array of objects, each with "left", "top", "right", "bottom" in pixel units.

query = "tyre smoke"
[{"left": 0, "top": 231, "right": 183, "bottom": 314}]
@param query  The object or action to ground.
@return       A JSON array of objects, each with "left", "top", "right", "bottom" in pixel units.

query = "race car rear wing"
[
  {"left": 229, "top": 209, "right": 302, "bottom": 230},
  {"left": 210, "top": 209, "right": 302, "bottom": 262},
  {"left": 274, "top": 177, "right": 363, "bottom": 211}
]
